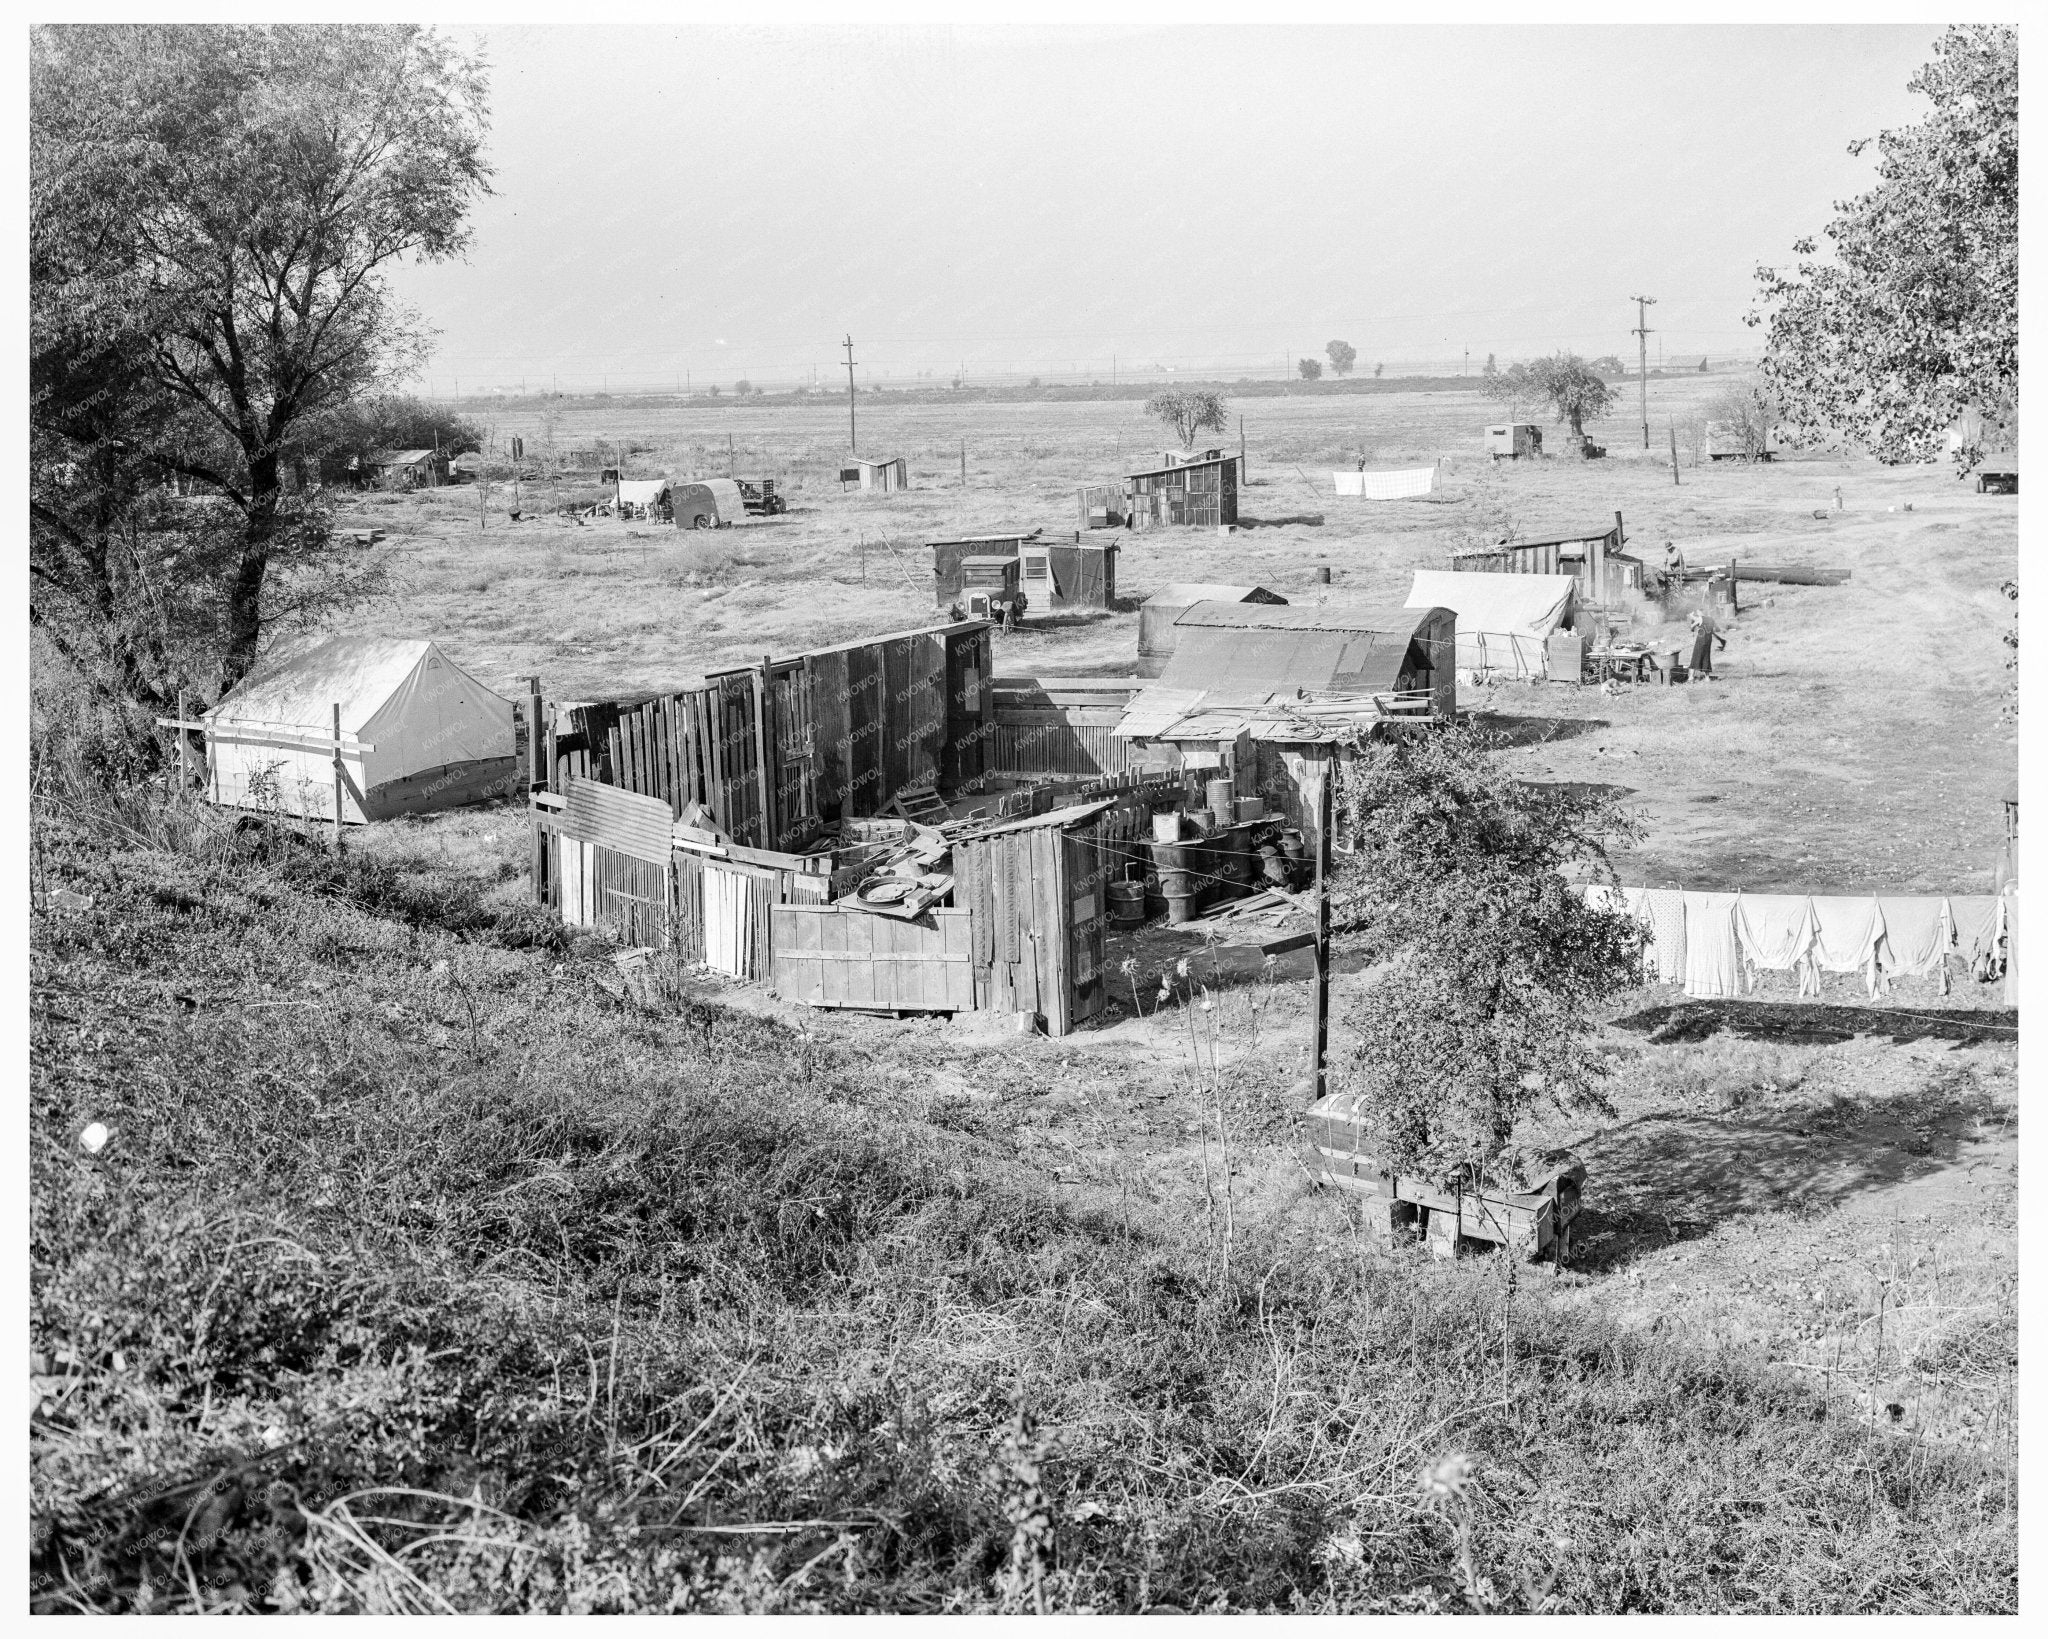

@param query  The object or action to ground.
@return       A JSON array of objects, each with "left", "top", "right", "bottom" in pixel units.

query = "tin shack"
[{"left": 1125, "top": 452, "right": 1239, "bottom": 530}]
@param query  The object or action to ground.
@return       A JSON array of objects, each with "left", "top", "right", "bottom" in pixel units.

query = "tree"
[
  {"left": 1748, "top": 25, "right": 2015, "bottom": 468},
  {"left": 1144, "top": 389, "right": 1228, "bottom": 450},
  {"left": 1523, "top": 352, "right": 1618, "bottom": 448},
  {"left": 1325, "top": 340, "right": 1357, "bottom": 377},
  {"left": 1478, "top": 361, "right": 1532, "bottom": 420},
  {"left": 1297, "top": 357, "right": 1322, "bottom": 381},
  {"left": 1590, "top": 354, "right": 1626, "bottom": 379},
  {"left": 309, "top": 395, "right": 483, "bottom": 487},
  {"left": 734, "top": 380, "right": 754, "bottom": 397},
  {"left": 31, "top": 24, "right": 492, "bottom": 723},
  {"left": 1481, "top": 353, "right": 1498, "bottom": 376},
  {"left": 1331, "top": 728, "right": 1643, "bottom": 1185},
  {"left": 1702, "top": 376, "right": 1779, "bottom": 462}
]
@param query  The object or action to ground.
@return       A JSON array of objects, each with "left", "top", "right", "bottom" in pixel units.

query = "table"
[{"left": 1586, "top": 645, "right": 1657, "bottom": 684}]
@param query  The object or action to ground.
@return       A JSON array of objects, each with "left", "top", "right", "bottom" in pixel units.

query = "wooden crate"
[{"left": 770, "top": 904, "right": 974, "bottom": 1013}]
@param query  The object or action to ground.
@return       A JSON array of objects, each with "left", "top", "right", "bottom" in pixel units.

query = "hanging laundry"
[
  {"left": 1947, "top": 895, "right": 2004, "bottom": 980},
  {"left": 1876, "top": 897, "right": 1953, "bottom": 994},
  {"left": 1641, "top": 888, "right": 1686, "bottom": 985},
  {"left": 1620, "top": 886, "right": 1656, "bottom": 982},
  {"left": 1808, "top": 896, "right": 1884, "bottom": 999},
  {"left": 1682, "top": 892, "right": 1743, "bottom": 999},
  {"left": 1735, "top": 894, "right": 1818, "bottom": 992}
]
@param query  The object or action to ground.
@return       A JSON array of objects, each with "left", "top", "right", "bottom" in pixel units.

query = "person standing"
[{"left": 1687, "top": 608, "right": 1726, "bottom": 680}]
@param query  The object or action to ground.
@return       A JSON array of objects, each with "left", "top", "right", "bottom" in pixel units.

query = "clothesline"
[{"left": 1576, "top": 883, "right": 2012, "bottom": 1002}]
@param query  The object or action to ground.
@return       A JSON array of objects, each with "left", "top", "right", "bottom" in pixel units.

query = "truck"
[{"left": 732, "top": 476, "right": 788, "bottom": 516}]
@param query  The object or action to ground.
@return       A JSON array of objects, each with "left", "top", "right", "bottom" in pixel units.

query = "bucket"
[
  {"left": 1669, "top": 663, "right": 1690, "bottom": 684},
  {"left": 1205, "top": 777, "right": 1236, "bottom": 817},
  {"left": 1151, "top": 810, "right": 1182, "bottom": 843},
  {"left": 1234, "top": 796, "right": 1265, "bottom": 822},
  {"left": 1316, "top": 565, "right": 1332, "bottom": 584},
  {"left": 1108, "top": 880, "right": 1146, "bottom": 926}
]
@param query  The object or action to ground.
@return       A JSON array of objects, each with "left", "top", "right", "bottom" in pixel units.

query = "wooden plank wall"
[
  {"left": 770, "top": 906, "right": 974, "bottom": 1012},
  {"left": 543, "top": 625, "right": 993, "bottom": 849}
]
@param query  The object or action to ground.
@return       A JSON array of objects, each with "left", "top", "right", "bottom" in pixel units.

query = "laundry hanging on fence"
[
  {"left": 1875, "top": 896, "right": 1953, "bottom": 992},
  {"left": 1736, "top": 894, "right": 1819, "bottom": 992},
  {"left": 1682, "top": 892, "right": 1744, "bottom": 999},
  {"left": 1334, "top": 466, "right": 1437, "bottom": 500},
  {"left": 1807, "top": 896, "right": 1885, "bottom": 998}
]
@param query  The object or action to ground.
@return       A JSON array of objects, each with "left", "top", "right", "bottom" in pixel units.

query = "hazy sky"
[{"left": 388, "top": 24, "right": 1940, "bottom": 392}]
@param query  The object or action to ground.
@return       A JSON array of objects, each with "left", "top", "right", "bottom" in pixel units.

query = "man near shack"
[
  {"left": 1659, "top": 540, "right": 1686, "bottom": 593},
  {"left": 1687, "top": 608, "right": 1726, "bottom": 680}
]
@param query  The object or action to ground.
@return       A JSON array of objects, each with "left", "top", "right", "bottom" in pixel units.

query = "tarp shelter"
[
  {"left": 616, "top": 479, "right": 671, "bottom": 520},
  {"left": 204, "top": 636, "right": 516, "bottom": 823},
  {"left": 1407, "top": 569, "right": 1577, "bottom": 679},
  {"left": 1137, "top": 583, "right": 1287, "bottom": 675},
  {"left": 674, "top": 479, "right": 744, "bottom": 528}
]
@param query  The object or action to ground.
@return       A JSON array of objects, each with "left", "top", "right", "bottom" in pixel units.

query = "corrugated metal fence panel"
[{"left": 560, "top": 776, "right": 675, "bottom": 865}]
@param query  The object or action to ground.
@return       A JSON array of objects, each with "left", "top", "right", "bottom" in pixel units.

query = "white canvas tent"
[
  {"left": 204, "top": 636, "right": 517, "bottom": 823},
  {"left": 1406, "top": 570, "right": 1577, "bottom": 679},
  {"left": 615, "top": 479, "right": 671, "bottom": 518}
]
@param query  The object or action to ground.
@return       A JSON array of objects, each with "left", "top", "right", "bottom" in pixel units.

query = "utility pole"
[
  {"left": 842, "top": 333, "right": 858, "bottom": 452},
  {"left": 1630, "top": 294, "right": 1657, "bottom": 449}
]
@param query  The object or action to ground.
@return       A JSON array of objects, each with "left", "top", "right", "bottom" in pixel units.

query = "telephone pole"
[
  {"left": 842, "top": 333, "right": 858, "bottom": 453},
  {"left": 1630, "top": 295, "right": 1656, "bottom": 449}
]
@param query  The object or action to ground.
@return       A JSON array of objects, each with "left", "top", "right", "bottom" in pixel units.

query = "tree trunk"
[{"left": 221, "top": 451, "right": 280, "bottom": 695}]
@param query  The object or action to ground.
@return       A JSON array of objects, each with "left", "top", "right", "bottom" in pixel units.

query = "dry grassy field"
[{"left": 351, "top": 378, "right": 2018, "bottom": 897}]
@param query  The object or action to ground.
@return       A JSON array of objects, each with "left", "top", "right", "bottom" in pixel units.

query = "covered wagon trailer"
[{"left": 673, "top": 479, "right": 745, "bottom": 528}]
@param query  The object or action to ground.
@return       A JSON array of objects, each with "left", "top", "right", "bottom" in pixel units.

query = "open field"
[{"left": 344, "top": 380, "right": 2018, "bottom": 897}]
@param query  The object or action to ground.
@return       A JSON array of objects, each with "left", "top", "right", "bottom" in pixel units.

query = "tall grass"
[{"left": 27, "top": 764, "right": 2017, "bottom": 1612}]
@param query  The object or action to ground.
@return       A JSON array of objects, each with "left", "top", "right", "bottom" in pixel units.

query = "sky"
[{"left": 386, "top": 24, "right": 1942, "bottom": 393}]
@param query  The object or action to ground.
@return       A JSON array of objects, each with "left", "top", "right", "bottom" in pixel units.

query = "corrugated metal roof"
[
  {"left": 369, "top": 449, "right": 436, "bottom": 467},
  {"left": 558, "top": 776, "right": 675, "bottom": 866},
  {"left": 1140, "top": 582, "right": 1284, "bottom": 608},
  {"left": 1171, "top": 599, "right": 1430, "bottom": 633},
  {"left": 1481, "top": 522, "right": 1621, "bottom": 549},
  {"left": 1125, "top": 453, "right": 1235, "bottom": 480}
]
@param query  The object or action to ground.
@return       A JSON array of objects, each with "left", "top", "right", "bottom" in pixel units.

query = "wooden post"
[
  {"left": 1669, "top": 420, "right": 1681, "bottom": 485},
  {"left": 175, "top": 688, "right": 188, "bottom": 790},
  {"left": 1239, "top": 414, "right": 1246, "bottom": 482},
  {"left": 331, "top": 703, "right": 345, "bottom": 851},
  {"left": 1312, "top": 759, "right": 1333, "bottom": 1101},
  {"left": 750, "top": 658, "right": 775, "bottom": 850},
  {"left": 728, "top": 431, "right": 735, "bottom": 476},
  {"left": 961, "top": 438, "right": 966, "bottom": 486},
  {"left": 525, "top": 676, "right": 545, "bottom": 792}
]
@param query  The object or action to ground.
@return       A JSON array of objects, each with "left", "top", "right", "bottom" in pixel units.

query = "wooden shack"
[
  {"left": 1137, "top": 583, "right": 1287, "bottom": 676},
  {"left": 932, "top": 532, "right": 1041, "bottom": 604},
  {"left": 1126, "top": 453, "right": 1238, "bottom": 530},
  {"left": 1486, "top": 424, "right": 1542, "bottom": 460},
  {"left": 840, "top": 456, "right": 909, "bottom": 493},
  {"left": 1450, "top": 513, "right": 1642, "bottom": 607},
  {"left": 367, "top": 448, "right": 448, "bottom": 490}
]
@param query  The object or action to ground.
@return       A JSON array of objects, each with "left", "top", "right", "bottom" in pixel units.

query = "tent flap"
[{"left": 1406, "top": 570, "right": 1577, "bottom": 678}]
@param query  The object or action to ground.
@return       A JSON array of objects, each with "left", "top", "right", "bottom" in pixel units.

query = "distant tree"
[
  {"left": 1702, "top": 376, "right": 1779, "bottom": 461},
  {"left": 1749, "top": 25, "right": 2015, "bottom": 468},
  {"left": 1144, "top": 388, "right": 1228, "bottom": 449},
  {"left": 1373, "top": 362, "right": 1384, "bottom": 378},
  {"left": 1297, "top": 357, "right": 1323, "bottom": 381},
  {"left": 1478, "top": 361, "right": 1533, "bottom": 420},
  {"left": 309, "top": 395, "right": 483, "bottom": 486},
  {"left": 31, "top": 24, "right": 491, "bottom": 715},
  {"left": 1332, "top": 727, "right": 1642, "bottom": 1184},
  {"left": 1590, "top": 354, "right": 1627, "bottom": 378},
  {"left": 1325, "top": 340, "right": 1357, "bottom": 377},
  {"left": 1481, "top": 353, "right": 1498, "bottom": 376},
  {"left": 734, "top": 380, "right": 753, "bottom": 397},
  {"left": 708, "top": 384, "right": 722, "bottom": 398},
  {"left": 1524, "top": 352, "right": 1620, "bottom": 448}
]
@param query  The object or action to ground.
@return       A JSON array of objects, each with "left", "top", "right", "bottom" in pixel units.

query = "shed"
[
  {"left": 673, "top": 479, "right": 745, "bottom": 528},
  {"left": 1976, "top": 461, "right": 2018, "bottom": 495},
  {"left": 949, "top": 800, "right": 1118, "bottom": 1035},
  {"left": 1137, "top": 583, "right": 1288, "bottom": 675},
  {"left": 932, "top": 534, "right": 1118, "bottom": 613},
  {"left": 1407, "top": 569, "right": 1578, "bottom": 679},
  {"left": 1125, "top": 453, "right": 1239, "bottom": 530},
  {"left": 367, "top": 448, "right": 447, "bottom": 490},
  {"left": 204, "top": 636, "right": 516, "bottom": 823},
  {"left": 616, "top": 478, "right": 672, "bottom": 520},
  {"left": 1486, "top": 424, "right": 1542, "bottom": 460},
  {"left": 840, "top": 456, "right": 909, "bottom": 493},
  {"left": 1451, "top": 514, "right": 1637, "bottom": 606},
  {"left": 1077, "top": 483, "right": 1126, "bottom": 530}
]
